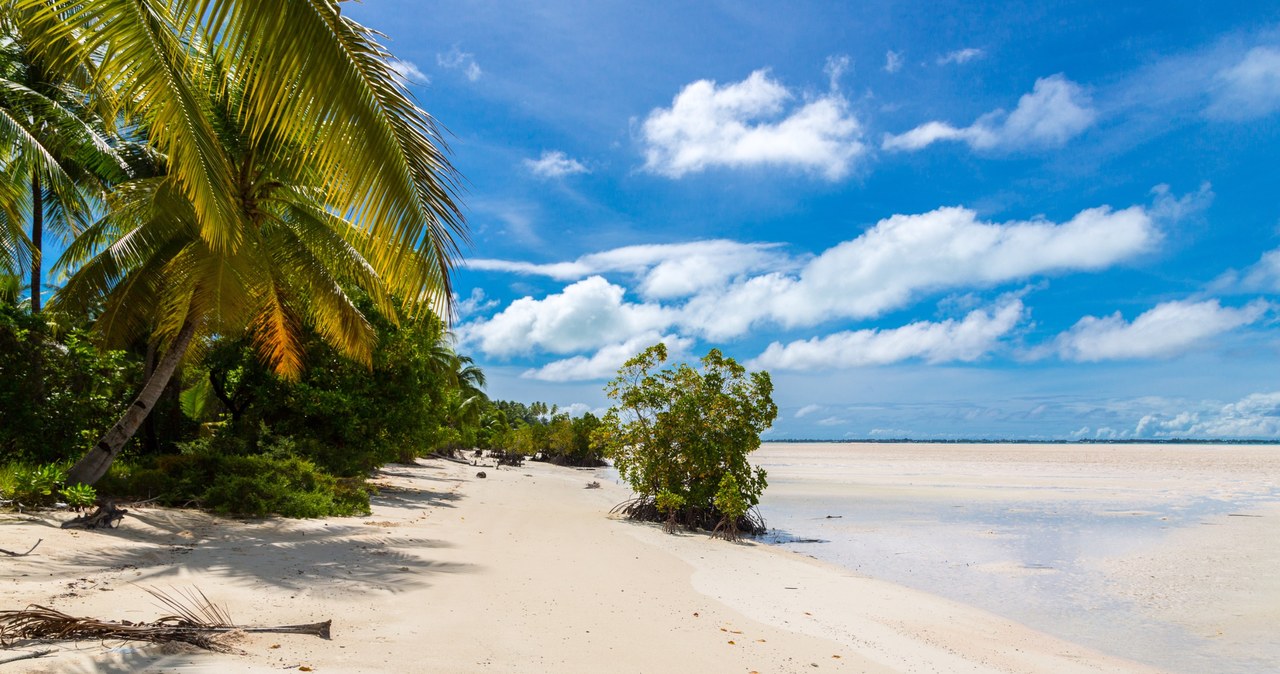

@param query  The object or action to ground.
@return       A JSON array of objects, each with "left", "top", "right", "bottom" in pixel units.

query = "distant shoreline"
[{"left": 764, "top": 437, "right": 1280, "bottom": 445}]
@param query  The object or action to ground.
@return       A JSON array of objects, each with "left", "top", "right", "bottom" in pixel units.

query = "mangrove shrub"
[{"left": 596, "top": 343, "right": 776, "bottom": 539}]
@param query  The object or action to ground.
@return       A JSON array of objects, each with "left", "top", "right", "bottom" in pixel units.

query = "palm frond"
[{"left": 16, "top": 0, "right": 243, "bottom": 252}]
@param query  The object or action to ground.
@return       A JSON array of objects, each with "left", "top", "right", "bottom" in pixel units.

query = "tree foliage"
[
  {"left": 190, "top": 297, "right": 461, "bottom": 477},
  {"left": 596, "top": 343, "right": 776, "bottom": 539},
  {"left": 482, "top": 400, "right": 606, "bottom": 467},
  {"left": 0, "top": 303, "right": 138, "bottom": 464}
]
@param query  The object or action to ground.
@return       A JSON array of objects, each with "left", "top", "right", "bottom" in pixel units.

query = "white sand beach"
[{"left": 3, "top": 445, "right": 1274, "bottom": 673}]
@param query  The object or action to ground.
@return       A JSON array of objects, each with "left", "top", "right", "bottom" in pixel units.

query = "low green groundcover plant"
[
  {"left": 104, "top": 434, "right": 371, "bottom": 518},
  {"left": 0, "top": 462, "right": 97, "bottom": 509}
]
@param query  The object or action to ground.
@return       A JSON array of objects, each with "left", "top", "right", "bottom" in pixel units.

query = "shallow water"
[{"left": 752, "top": 442, "right": 1280, "bottom": 674}]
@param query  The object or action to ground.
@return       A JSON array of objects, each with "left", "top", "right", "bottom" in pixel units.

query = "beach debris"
[
  {"left": 585, "top": 481, "right": 601, "bottom": 489},
  {"left": 476, "top": 471, "right": 487, "bottom": 479},
  {"left": 60, "top": 501, "right": 128, "bottom": 530},
  {"left": 0, "top": 539, "right": 42, "bottom": 557},
  {"left": 0, "top": 649, "right": 54, "bottom": 665},
  {"left": 0, "top": 588, "right": 331, "bottom": 652}
]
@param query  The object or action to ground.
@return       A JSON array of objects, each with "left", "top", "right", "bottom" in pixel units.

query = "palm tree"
[
  {"left": 447, "top": 353, "right": 488, "bottom": 442},
  {"left": 0, "top": 16, "right": 124, "bottom": 312},
  {"left": 16, "top": 1, "right": 466, "bottom": 485}
]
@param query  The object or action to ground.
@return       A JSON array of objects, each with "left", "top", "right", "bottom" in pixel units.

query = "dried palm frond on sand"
[{"left": 0, "top": 587, "right": 330, "bottom": 652}]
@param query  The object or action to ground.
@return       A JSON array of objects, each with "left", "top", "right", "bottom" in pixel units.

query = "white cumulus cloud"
[
  {"left": 1054, "top": 299, "right": 1268, "bottom": 362},
  {"left": 641, "top": 69, "right": 865, "bottom": 180},
  {"left": 464, "top": 199, "right": 1163, "bottom": 361},
  {"left": 524, "top": 151, "right": 589, "bottom": 178},
  {"left": 1135, "top": 392, "right": 1280, "bottom": 438},
  {"left": 750, "top": 299, "right": 1024, "bottom": 370},
  {"left": 683, "top": 203, "right": 1155, "bottom": 338},
  {"left": 883, "top": 74, "right": 1095, "bottom": 152},
  {"left": 1206, "top": 46, "right": 1280, "bottom": 120},
  {"left": 938, "top": 48, "right": 984, "bottom": 65},
  {"left": 459, "top": 276, "right": 673, "bottom": 357},
  {"left": 522, "top": 333, "right": 692, "bottom": 382}
]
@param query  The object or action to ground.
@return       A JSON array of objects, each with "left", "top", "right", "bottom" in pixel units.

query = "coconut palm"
[
  {"left": 15, "top": 1, "right": 466, "bottom": 485},
  {"left": 0, "top": 16, "right": 125, "bottom": 312}
]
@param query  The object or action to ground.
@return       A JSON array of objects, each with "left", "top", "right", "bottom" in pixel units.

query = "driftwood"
[
  {"left": 0, "top": 588, "right": 331, "bottom": 652},
  {"left": 0, "top": 649, "right": 54, "bottom": 665},
  {"left": 0, "top": 540, "right": 41, "bottom": 557},
  {"left": 60, "top": 502, "right": 127, "bottom": 530},
  {"left": 429, "top": 452, "right": 472, "bottom": 466}
]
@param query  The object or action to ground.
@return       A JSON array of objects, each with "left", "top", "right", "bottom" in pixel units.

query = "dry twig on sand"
[
  {"left": 0, "top": 649, "right": 54, "bottom": 665},
  {"left": 0, "top": 540, "right": 41, "bottom": 557},
  {"left": 0, "top": 588, "right": 331, "bottom": 652}
]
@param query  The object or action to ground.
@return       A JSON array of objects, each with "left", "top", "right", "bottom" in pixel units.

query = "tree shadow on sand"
[{"left": 16, "top": 463, "right": 477, "bottom": 594}]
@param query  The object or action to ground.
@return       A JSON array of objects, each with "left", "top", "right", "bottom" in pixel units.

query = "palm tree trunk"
[
  {"left": 66, "top": 319, "right": 198, "bottom": 486},
  {"left": 30, "top": 173, "right": 42, "bottom": 313}
]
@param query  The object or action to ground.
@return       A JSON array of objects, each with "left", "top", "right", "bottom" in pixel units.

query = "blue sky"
[{"left": 346, "top": 1, "right": 1280, "bottom": 440}]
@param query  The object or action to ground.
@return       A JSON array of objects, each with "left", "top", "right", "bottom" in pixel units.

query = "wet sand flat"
[{"left": 754, "top": 443, "right": 1280, "bottom": 674}]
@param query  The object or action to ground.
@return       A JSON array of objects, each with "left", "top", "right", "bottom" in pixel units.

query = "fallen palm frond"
[{"left": 0, "top": 587, "right": 330, "bottom": 651}]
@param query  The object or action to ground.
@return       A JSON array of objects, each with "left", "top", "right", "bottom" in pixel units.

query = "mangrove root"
[
  {"left": 60, "top": 502, "right": 127, "bottom": 530},
  {"left": 610, "top": 496, "right": 766, "bottom": 537}
]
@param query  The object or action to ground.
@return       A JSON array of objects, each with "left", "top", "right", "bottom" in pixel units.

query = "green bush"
[
  {"left": 0, "top": 461, "right": 97, "bottom": 509},
  {"left": 101, "top": 436, "right": 370, "bottom": 518},
  {"left": 0, "top": 305, "right": 141, "bottom": 465},
  {"left": 197, "top": 304, "right": 454, "bottom": 477},
  {"left": 596, "top": 344, "right": 776, "bottom": 539},
  {"left": 58, "top": 483, "right": 98, "bottom": 510}
]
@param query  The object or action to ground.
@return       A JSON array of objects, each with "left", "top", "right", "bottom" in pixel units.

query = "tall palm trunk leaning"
[
  {"left": 66, "top": 320, "right": 195, "bottom": 485},
  {"left": 15, "top": 0, "right": 466, "bottom": 485}
]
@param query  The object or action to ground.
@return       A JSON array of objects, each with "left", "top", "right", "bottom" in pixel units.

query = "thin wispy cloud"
[
  {"left": 883, "top": 74, "right": 1096, "bottom": 152},
  {"left": 640, "top": 68, "right": 865, "bottom": 180},
  {"left": 1205, "top": 46, "right": 1280, "bottom": 120},
  {"left": 465, "top": 240, "right": 793, "bottom": 300},
  {"left": 524, "top": 151, "right": 590, "bottom": 178},
  {"left": 938, "top": 48, "right": 984, "bottom": 65},
  {"left": 438, "top": 46, "right": 482, "bottom": 81},
  {"left": 884, "top": 50, "right": 903, "bottom": 73},
  {"left": 825, "top": 54, "right": 852, "bottom": 91},
  {"left": 388, "top": 59, "right": 428, "bottom": 85},
  {"left": 1215, "top": 247, "right": 1280, "bottom": 293}
]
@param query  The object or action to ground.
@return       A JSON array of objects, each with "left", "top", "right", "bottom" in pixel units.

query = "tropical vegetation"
[
  {"left": 596, "top": 343, "right": 777, "bottom": 540},
  {"left": 0, "top": 0, "right": 476, "bottom": 516}
]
